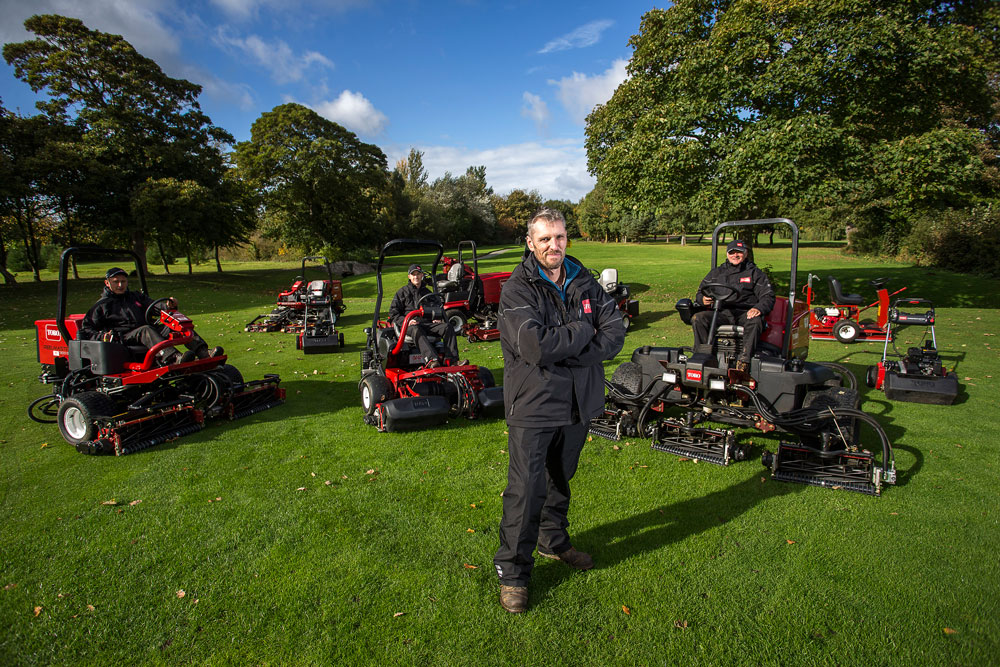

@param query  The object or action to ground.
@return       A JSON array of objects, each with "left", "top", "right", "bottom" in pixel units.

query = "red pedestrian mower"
[
  {"left": 359, "top": 239, "right": 504, "bottom": 432},
  {"left": 865, "top": 298, "right": 960, "bottom": 405},
  {"left": 29, "top": 248, "right": 284, "bottom": 456},
  {"left": 437, "top": 240, "right": 512, "bottom": 342},
  {"left": 804, "top": 274, "right": 907, "bottom": 343},
  {"left": 246, "top": 256, "right": 346, "bottom": 340}
]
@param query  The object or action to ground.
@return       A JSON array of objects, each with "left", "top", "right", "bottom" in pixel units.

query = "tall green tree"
[
  {"left": 234, "top": 103, "right": 389, "bottom": 254},
  {"left": 586, "top": 0, "right": 1000, "bottom": 253},
  {"left": 4, "top": 14, "right": 234, "bottom": 271},
  {"left": 492, "top": 189, "right": 543, "bottom": 241}
]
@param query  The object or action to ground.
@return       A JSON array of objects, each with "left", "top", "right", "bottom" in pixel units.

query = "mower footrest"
[{"left": 477, "top": 387, "right": 504, "bottom": 415}]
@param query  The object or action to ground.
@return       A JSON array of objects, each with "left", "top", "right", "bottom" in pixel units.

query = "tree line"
[{"left": 3, "top": 4, "right": 998, "bottom": 283}]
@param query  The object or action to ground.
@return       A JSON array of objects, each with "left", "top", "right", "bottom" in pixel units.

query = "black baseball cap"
[
  {"left": 408, "top": 264, "right": 424, "bottom": 274},
  {"left": 726, "top": 240, "right": 748, "bottom": 254},
  {"left": 105, "top": 267, "right": 128, "bottom": 280}
]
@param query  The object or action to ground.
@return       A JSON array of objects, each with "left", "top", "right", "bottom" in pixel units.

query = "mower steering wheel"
[
  {"left": 417, "top": 292, "right": 444, "bottom": 310},
  {"left": 701, "top": 281, "right": 740, "bottom": 305},
  {"left": 145, "top": 297, "right": 172, "bottom": 326}
]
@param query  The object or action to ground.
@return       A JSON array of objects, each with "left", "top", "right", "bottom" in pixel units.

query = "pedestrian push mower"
[
  {"left": 865, "top": 297, "right": 960, "bottom": 405},
  {"left": 590, "top": 219, "right": 896, "bottom": 495},
  {"left": 804, "top": 273, "right": 907, "bottom": 343},
  {"left": 30, "top": 248, "right": 284, "bottom": 456},
  {"left": 359, "top": 239, "right": 504, "bottom": 432}
]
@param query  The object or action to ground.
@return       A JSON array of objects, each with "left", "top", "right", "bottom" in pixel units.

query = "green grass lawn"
[{"left": 1, "top": 240, "right": 998, "bottom": 664}]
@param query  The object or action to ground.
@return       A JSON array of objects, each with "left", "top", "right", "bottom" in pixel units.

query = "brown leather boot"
[
  {"left": 537, "top": 546, "right": 594, "bottom": 571},
  {"left": 499, "top": 585, "right": 528, "bottom": 613}
]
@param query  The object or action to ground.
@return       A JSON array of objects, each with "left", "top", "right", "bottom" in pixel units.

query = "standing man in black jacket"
[
  {"left": 79, "top": 267, "right": 222, "bottom": 366},
  {"left": 493, "top": 208, "right": 625, "bottom": 613},
  {"left": 387, "top": 264, "right": 459, "bottom": 368},
  {"left": 691, "top": 239, "right": 774, "bottom": 371}
]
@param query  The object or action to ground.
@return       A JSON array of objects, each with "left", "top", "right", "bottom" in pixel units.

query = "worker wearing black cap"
[
  {"left": 387, "top": 264, "right": 459, "bottom": 367},
  {"left": 691, "top": 239, "right": 774, "bottom": 371},
  {"left": 78, "top": 267, "right": 223, "bottom": 366}
]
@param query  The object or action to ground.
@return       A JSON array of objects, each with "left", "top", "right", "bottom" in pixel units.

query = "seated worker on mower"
[
  {"left": 78, "top": 267, "right": 223, "bottom": 366},
  {"left": 388, "top": 264, "right": 460, "bottom": 368},
  {"left": 691, "top": 239, "right": 774, "bottom": 372}
]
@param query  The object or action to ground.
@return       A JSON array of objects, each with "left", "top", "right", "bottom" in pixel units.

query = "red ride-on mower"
[
  {"left": 590, "top": 219, "right": 896, "bottom": 495},
  {"left": 805, "top": 273, "right": 907, "bottom": 343},
  {"left": 593, "top": 268, "right": 640, "bottom": 333},
  {"left": 359, "top": 239, "right": 504, "bottom": 432},
  {"left": 437, "top": 240, "right": 512, "bottom": 343},
  {"left": 865, "top": 298, "right": 960, "bottom": 405},
  {"left": 245, "top": 256, "right": 346, "bottom": 336},
  {"left": 29, "top": 248, "right": 284, "bottom": 456}
]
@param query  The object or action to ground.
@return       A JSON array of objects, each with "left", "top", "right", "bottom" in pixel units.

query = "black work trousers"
[
  {"left": 691, "top": 308, "right": 765, "bottom": 361},
  {"left": 411, "top": 321, "right": 459, "bottom": 363},
  {"left": 494, "top": 421, "right": 588, "bottom": 587},
  {"left": 122, "top": 325, "right": 206, "bottom": 361}
]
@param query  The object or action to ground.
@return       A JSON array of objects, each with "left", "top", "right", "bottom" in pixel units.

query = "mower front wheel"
[
  {"left": 622, "top": 313, "right": 631, "bottom": 332},
  {"left": 445, "top": 309, "right": 467, "bottom": 335},
  {"left": 833, "top": 318, "right": 860, "bottom": 344},
  {"left": 361, "top": 375, "right": 393, "bottom": 415},
  {"left": 57, "top": 392, "right": 116, "bottom": 445}
]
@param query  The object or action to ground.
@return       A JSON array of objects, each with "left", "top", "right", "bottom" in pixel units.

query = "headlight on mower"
[{"left": 709, "top": 378, "right": 726, "bottom": 391}]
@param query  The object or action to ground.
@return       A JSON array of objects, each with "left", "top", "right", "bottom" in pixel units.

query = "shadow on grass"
[
  {"left": 534, "top": 471, "right": 805, "bottom": 593},
  {"left": 628, "top": 308, "right": 672, "bottom": 333}
]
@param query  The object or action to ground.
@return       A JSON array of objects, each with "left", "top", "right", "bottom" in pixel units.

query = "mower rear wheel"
[
  {"left": 445, "top": 309, "right": 467, "bottom": 335},
  {"left": 361, "top": 375, "right": 392, "bottom": 415},
  {"left": 866, "top": 365, "right": 879, "bottom": 388},
  {"left": 833, "top": 318, "right": 860, "bottom": 344},
  {"left": 57, "top": 392, "right": 116, "bottom": 446}
]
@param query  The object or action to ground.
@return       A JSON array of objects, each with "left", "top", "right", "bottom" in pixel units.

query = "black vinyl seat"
[{"left": 827, "top": 276, "right": 864, "bottom": 306}]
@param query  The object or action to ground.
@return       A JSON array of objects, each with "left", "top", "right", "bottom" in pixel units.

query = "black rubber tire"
[
  {"left": 610, "top": 362, "right": 643, "bottom": 396},
  {"left": 218, "top": 364, "right": 244, "bottom": 386},
  {"left": 361, "top": 374, "right": 392, "bottom": 415},
  {"left": 478, "top": 367, "right": 496, "bottom": 388},
  {"left": 621, "top": 313, "right": 631, "bottom": 331},
  {"left": 57, "top": 392, "right": 116, "bottom": 446},
  {"left": 445, "top": 309, "right": 467, "bottom": 334},
  {"left": 833, "top": 318, "right": 860, "bottom": 344},
  {"left": 866, "top": 365, "right": 879, "bottom": 388}
]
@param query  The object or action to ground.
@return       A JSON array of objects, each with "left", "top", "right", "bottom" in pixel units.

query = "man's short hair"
[{"left": 526, "top": 208, "right": 566, "bottom": 237}]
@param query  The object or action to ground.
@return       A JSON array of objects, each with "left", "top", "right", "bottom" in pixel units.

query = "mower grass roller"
[
  {"left": 804, "top": 273, "right": 907, "bottom": 343},
  {"left": 590, "top": 218, "right": 896, "bottom": 496},
  {"left": 359, "top": 239, "right": 504, "bottom": 432},
  {"left": 245, "top": 255, "right": 346, "bottom": 351},
  {"left": 865, "top": 297, "right": 960, "bottom": 405},
  {"left": 29, "top": 247, "right": 284, "bottom": 456}
]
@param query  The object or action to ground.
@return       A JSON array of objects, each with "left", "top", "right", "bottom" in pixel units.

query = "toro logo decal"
[
  {"left": 739, "top": 277, "right": 751, "bottom": 283},
  {"left": 685, "top": 369, "right": 702, "bottom": 382},
  {"left": 45, "top": 325, "right": 62, "bottom": 342},
  {"left": 582, "top": 298, "right": 592, "bottom": 314}
]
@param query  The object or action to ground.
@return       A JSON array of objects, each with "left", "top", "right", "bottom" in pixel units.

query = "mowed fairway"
[{"left": 1, "top": 239, "right": 998, "bottom": 665}]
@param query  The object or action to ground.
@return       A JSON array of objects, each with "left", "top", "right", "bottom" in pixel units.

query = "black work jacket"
[
  {"left": 498, "top": 252, "right": 625, "bottom": 428},
  {"left": 388, "top": 281, "right": 431, "bottom": 326},
  {"left": 696, "top": 259, "right": 775, "bottom": 314},
  {"left": 79, "top": 288, "right": 153, "bottom": 340}
]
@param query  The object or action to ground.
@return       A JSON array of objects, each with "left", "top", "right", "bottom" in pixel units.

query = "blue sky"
[{"left": 1, "top": 0, "right": 661, "bottom": 202}]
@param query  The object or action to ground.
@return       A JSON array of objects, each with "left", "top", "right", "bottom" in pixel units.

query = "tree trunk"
[
  {"left": 156, "top": 238, "right": 170, "bottom": 274},
  {"left": 214, "top": 243, "right": 222, "bottom": 272},
  {"left": 131, "top": 226, "right": 149, "bottom": 277},
  {"left": 186, "top": 239, "right": 193, "bottom": 275},
  {"left": 681, "top": 234, "right": 687, "bottom": 246},
  {"left": 769, "top": 230, "right": 775, "bottom": 245},
  {"left": 0, "top": 229, "right": 15, "bottom": 284}
]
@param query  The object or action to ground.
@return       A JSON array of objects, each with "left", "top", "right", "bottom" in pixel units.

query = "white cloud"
[
  {"left": 214, "top": 28, "right": 333, "bottom": 84},
  {"left": 387, "top": 139, "right": 595, "bottom": 202},
  {"left": 538, "top": 19, "right": 614, "bottom": 54},
  {"left": 311, "top": 90, "right": 388, "bottom": 135},
  {"left": 549, "top": 58, "right": 628, "bottom": 125},
  {"left": 521, "top": 92, "right": 550, "bottom": 133},
  {"left": 209, "top": 0, "right": 370, "bottom": 21}
]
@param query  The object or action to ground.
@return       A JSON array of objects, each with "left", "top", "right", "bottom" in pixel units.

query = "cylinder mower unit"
[
  {"left": 30, "top": 247, "right": 285, "bottom": 455},
  {"left": 590, "top": 219, "right": 896, "bottom": 495},
  {"left": 804, "top": 274, "right": 907, "bottom": 344},
  {"left": 437, "top": 240, "right": 511, "bottom": 343},
  {"left": 865, "top": 298, "right": 959, "bottom": 405},
  {"left": 247, "top": 256, "right": 346, "bottom": 341},
  {"left": 359, "top": 239, "right": 504, "bottom": 432}
]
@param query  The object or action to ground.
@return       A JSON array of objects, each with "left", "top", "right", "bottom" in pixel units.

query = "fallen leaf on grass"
[
  {"left": 786, "top": 539, "right": 796, "bottom": 545},
  {"left": 296, "top": 487, "right": 306, "bottom": 491},
  {"left": 40, "top": 442, "right": 48, "bottom": 448},
  {"left": 943, "top": 627, "right": 958, "bottom": 635},
  {"left": 366, "top": 468, "right": 377, "bottom": 475},
  {"left": 129, "top": 499, "right": 142, "bottom": 506},
  {"left": 674, "top": 620, "right": 688, "bottom": 629},
  {"left": 100, "top": 499, "right": 117, "bottom": 506},
  {"left": 463, "top": 564, "right": 478, "bottom": 569},
  {"left": 341, "top": 475, "right": 348, "bottom": 479},
  {"left": 622, "top": 605, "right": 631, "bottom": 615},
  {"left": 393, "top": 612, "right": 406, "bottom": 618},
  {"left": 325, "top": 480, "right": 332, "bottom": 486},
  {"left": 176, "top": 590, "right": 185, "bottom": 598},
  {"left": 467, "top": 529, "right": 475, "bottom": 533},
  {"left": 4, "top": 583, "right": 16, "bottom": 590},
  {"left": 33, "top": 606, "right": 42, "bottom": 617},
  {"left": 87, "top": 604, "right": 95, "bottom": 612},
  {"left": 678, "top": 457, "right": 691, "bottom": 462}
]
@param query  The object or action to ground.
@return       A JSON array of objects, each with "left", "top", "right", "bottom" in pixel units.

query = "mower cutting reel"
[
  {"left": 359, "top": 239, "right": 504, "bottom": 432},
  {"left": 31, "top": 247, "right": 284, "bottom": 455},
  {"left": 591, "top": 218, "right": 895, "bottom": 495},
  {"left": 865, "top": 298, "right": 960, "bottom": 404}
]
